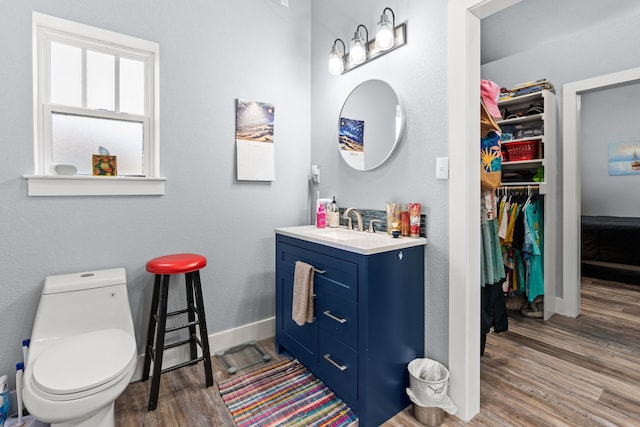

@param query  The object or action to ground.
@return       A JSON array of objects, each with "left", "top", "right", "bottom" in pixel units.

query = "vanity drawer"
[
  {"left": 318, "top": 334, "right": 358, "bottom": 406},
  {"left": 279, "top": 242, "right": 358, "bottom": 301},
  {"left": 316, "top": 294, "right": 357, "bottom": 349}
]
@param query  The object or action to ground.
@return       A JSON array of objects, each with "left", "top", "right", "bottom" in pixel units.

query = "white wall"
[
  {"left": 310, "top": 0, "right": 451, "bottom": 363},
  {"left": 0, "top": 0, "right": 311, "bottom": 388},
  {"left": 581, "top": 83, "right": 640, "bottom": 216}
]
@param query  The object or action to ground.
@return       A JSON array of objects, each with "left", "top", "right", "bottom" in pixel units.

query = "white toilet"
[{"left": 23, "top": 268, "right": 137, "bottom": 427}]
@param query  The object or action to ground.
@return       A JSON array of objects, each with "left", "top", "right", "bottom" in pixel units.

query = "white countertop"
[{"left": 275, "top": 225, "right": 427, "bottom": 255}]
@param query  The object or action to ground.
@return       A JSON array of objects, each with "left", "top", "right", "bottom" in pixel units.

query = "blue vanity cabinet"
[{"left": 275, "top": 233, "right": 425, "bottom": 427}]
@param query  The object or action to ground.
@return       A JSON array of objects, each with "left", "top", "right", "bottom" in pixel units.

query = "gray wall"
[
  {"left": 581, "top": 83, "right": 640, "bottom": 217},
  {"left": 481, "top": 6, "right": 640, "bottom": 93},
  {"left": 0, "top": 0, "right": 311, "bottom": 387},
  {"left": 310, "top": 0, "right": 451, "bottom": 363}
]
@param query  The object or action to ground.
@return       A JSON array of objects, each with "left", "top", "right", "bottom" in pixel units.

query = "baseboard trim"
[{"left": 131, "top": 317, "right": 275, "bottom": 381}]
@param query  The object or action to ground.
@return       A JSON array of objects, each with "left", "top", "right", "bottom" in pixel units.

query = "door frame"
[
  {"left": 561, "top": 66, "right": 640, "bottom": 317},
  {"left": 447, "top": 0, "right": 521, "bottom": 421}
]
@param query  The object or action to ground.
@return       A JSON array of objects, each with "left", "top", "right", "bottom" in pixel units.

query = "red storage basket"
[{"left": 504, "top": 140, "right": 537, "bottom": 161}]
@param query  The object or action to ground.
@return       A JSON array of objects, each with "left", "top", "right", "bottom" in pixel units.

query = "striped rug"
[{"left": 218, "top": 358, "right": 358, "bottom": 427}]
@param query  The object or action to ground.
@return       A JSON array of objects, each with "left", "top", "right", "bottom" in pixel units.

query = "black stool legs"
[
  {"left": 142, "top": 274, "right": 162, "bottom": 383},
  {"left": 192, "top": 271, "right": 214, "bottom": 387},
  {"left": 142, "top": 271, "right": 213, "bottom": 411}
]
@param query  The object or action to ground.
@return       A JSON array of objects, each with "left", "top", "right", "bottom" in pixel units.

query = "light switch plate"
[
  {"left": 281, "top": 0, "right": 289, "bottom": 6},
  {"left": 436, "top": 157, "right": 449, "bottom": 180}
]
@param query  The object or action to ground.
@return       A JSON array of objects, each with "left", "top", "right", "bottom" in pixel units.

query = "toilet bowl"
[{"left": 23, "top": 268, "right": 137, "bottom": 427}]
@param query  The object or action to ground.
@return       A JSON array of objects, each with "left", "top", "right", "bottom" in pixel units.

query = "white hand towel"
[{"left": 292, "top": 261, "right": 314, "bottom": 326}]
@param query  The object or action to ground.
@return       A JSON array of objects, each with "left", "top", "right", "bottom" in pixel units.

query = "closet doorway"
[
  {"left": 449, "top": 0, "right": 640, "bottom": 421},
  {"left": 562, "top": 67, "right": 640, "bottom": 316}
]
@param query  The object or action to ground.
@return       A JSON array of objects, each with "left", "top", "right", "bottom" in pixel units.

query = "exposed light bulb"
[
  {"left": 349, "top": 36, "right": 366, "bottom": 65},
  {"left": 328, "top": 48, "right": 344, "bottom": 75},
  {"left": 375, "top": 16, "right": 394, "bottom": 51}
]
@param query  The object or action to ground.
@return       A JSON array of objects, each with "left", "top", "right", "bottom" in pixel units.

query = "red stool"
[{"left": 142, "top": 253, "right": 213, "bottom": 410}]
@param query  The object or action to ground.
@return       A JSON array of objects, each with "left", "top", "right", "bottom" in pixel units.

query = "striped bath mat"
[{"left": 218, "top": 358, "right": 358, "bottom": 427}]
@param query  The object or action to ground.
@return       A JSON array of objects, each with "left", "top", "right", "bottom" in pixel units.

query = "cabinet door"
[
  {"left": 276, "top": 244, "right": 318, "bottom": 368},
  {"left": 276, "top": 240, "right": 358, "bottom": 370}
]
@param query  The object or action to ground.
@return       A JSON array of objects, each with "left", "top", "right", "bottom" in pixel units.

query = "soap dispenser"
[
  {"left": 328, "top": 196, "right": 340, "bottom": 228},
  {"left": 316, "top": 203, "right": 326, "bottom": 228}
]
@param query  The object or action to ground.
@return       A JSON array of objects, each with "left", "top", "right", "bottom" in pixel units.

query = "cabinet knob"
[{"left": 398, "top": 251, "right": 403, "bottom": 260}]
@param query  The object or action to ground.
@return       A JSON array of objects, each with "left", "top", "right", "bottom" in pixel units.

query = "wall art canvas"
[
  {"left": 339, "top": 117, "right": 365, "bottom": 170},
  {"left": 608, "top": 141, "right": 640, "bottom": 176},
  {"left": 236, "top": 98, "right": 275, "bottom": 181}
]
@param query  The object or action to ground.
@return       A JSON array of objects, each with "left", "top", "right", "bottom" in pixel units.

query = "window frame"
[{"left": 27, "top": 12, "right": 164, "bottom": 196}]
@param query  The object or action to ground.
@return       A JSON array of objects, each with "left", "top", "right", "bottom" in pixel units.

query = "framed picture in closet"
[{"left": 608, "top": 141, "right": 640, "bottom": 176}]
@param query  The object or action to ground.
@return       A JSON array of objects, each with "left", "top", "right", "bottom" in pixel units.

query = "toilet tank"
[
  {"left": 42, "top": 268, "right": 126, "bottom": 294},
  {"left": 31, "top": 268, "right": 135, "bottom": 341}
]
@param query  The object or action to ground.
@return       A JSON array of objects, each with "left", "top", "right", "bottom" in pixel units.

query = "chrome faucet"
[{"left": 343, "top": 207, "right": 363, "bottom": 231}]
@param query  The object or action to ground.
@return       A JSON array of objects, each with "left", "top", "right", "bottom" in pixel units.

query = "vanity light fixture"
[
  {"left": 375, "top": 7, "right": 395, "bottom": 51},
  {"left": 328, "top": 39, "right": 346, "bottom": 75},
  {"left": 328, "top": 7, "right": 407, "bottom": 75},
  {"left": 349, "top": 25, "right": 369, "bottom": 66}
]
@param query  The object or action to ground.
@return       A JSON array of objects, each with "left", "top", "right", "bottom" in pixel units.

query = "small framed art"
[{"left": 92, "top": 155, "right": 117, "bottom": 176}]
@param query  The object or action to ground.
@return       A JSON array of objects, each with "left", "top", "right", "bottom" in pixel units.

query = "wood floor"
[{"left": 115, "top": 276, "right": 640, "bottom": 426}]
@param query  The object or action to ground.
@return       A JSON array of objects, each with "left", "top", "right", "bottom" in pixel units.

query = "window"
[{"left": 28, "top": 12, "right": 164, "bottom": 196}]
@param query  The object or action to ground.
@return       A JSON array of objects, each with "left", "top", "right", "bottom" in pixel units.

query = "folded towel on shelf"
[{"left": 292, "top": 261, "right": 314, "bottom": 326}]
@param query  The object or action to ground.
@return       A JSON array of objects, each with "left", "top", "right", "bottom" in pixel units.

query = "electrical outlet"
[{"left": 281, "top": 0, "right": 289, "bottom": 7}]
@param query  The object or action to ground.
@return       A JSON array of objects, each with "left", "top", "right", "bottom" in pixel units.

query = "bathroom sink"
[
  {"left": 275, "top": 225, "right": 427, "bottom": 255},
  {"left": 303, "top": 227, "right": 364, "bottom": 241}
]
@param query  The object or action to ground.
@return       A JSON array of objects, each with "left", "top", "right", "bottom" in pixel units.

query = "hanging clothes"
[
  {"left": 498, "top": 188, "right": 545, "bottom": 317},
  {"left": 524, "top": 197, "right": 544, "bottom": 302},
  {"left": 480, "top": 79, "right": 507, "bottom": 356}
]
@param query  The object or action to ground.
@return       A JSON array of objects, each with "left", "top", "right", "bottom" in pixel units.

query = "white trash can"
[
  {"left": 406, "top": 358, "right": 457, "bottom": 426},
  {"left": 408, "top": 358, "right": 449, "bottom": 402}
]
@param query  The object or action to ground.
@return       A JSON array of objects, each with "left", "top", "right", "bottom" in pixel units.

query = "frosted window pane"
[
  {"left": 51, "top": 113, "right": 144, "bottom": 175},
  {"left": 87, "top": 50, "right": 115, "bottom": 111},
  {"left": 120, "top": 58, "right": 145, "bottom": 114},
  {"left": 50, "top": 42, "right": 81, "bottom": 106}
]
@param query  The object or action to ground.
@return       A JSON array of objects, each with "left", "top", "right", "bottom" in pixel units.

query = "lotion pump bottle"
[
  {"left": 329, "top": 196, "right": 339, "bottom": 228},
  {"left": 316, "top": 202, "right": 326, "bottom": 228}
]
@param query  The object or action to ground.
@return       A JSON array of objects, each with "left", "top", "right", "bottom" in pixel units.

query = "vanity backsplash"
[{"left": 337, "top": 208, "right": 427, "bottom": 238}]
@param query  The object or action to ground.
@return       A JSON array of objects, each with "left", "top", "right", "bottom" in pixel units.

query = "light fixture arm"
[
  {"left": 356, "top": 24, "right": 369, "bottom": 44},
  {"left": 383, "top": 7, "right": 395, "bottom": 28},
  {"left": 333, "top": 38, "right": 346, "bottom": 55}
]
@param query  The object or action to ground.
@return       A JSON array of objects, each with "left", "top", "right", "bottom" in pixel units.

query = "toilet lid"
[{"left": 32, "top": 329, "right": 136, "bottom": 395}]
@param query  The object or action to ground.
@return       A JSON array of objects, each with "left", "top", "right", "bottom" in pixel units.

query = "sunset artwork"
[
  {"left": 339, "top": 116, "right": 365, "bottom": 170},
  {"left": 608, "top": 141, "right": 640, "bottom": 176},
  {"left": 339, "top": 117, "right": 364, "bottom": 152},
  {"left": 236, "top": 98, "right": 275, "bottom": 181},
  {"left": 236, "top": 99, "right": 275, "bottom": 143}
]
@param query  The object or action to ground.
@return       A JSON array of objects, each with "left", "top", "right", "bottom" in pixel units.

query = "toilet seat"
[{"left": 32, "top": 329, "right": 136, "bottom": 401}]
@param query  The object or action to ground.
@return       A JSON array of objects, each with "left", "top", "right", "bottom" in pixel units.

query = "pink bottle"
[{"left": 316, "top": 203, "right": 326, "bottom": 228}]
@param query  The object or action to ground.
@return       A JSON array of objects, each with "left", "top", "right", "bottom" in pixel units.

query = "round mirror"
[{"left": 338, "top": 80, "right": 404, "bottom": 171}]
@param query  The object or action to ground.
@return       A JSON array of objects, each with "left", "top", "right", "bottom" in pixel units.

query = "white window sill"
[{"left": 24, "top": 175, "right": 166, "bottom": 196}]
